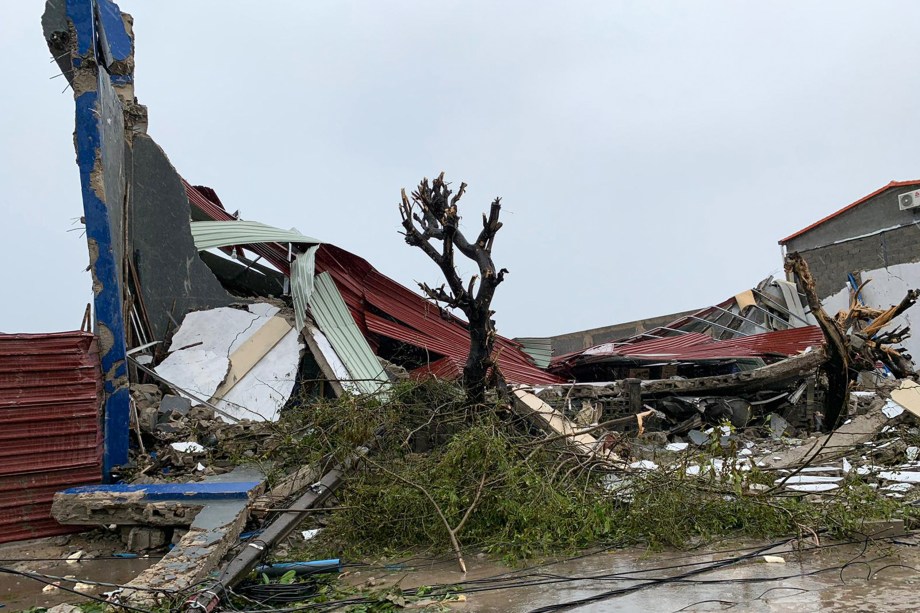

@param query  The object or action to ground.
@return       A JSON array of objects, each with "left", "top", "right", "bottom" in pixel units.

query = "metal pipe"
[
  {"left": 751, "top": 288, "right": 812, "bottom": 327},
  {"left": 688, "top": 315, "right": 749, "bottom": 337},
  {"left": 709, "top": 304, "right": 771, "bottom": 333},
  {"left": 748, "top": 303, "right": 795, "bottom": 330}
]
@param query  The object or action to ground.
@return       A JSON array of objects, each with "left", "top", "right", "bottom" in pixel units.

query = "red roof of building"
[{"left": 779, "top": 180, "right": 920, "bottom": 245}]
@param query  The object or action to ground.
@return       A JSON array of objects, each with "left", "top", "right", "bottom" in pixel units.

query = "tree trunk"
[
  {"left": 463, "top": 315, "right": 492, "bottom": 406},
  {"left": 399, "top": 174, "right": 508, "bottom": 408}
]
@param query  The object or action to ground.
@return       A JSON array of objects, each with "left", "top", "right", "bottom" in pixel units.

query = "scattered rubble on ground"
[{"left": 4, "top": 0, "right": 919, "bottom": 611}]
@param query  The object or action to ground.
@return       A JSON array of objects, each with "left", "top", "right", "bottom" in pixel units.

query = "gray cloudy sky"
[{"left": 3, "top": 1, "right": 920, "bottom": 339}]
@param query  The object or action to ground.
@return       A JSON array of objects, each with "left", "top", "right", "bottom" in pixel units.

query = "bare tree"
[{"left": 399, "top": 172, "right": 507, "bottom": 406}]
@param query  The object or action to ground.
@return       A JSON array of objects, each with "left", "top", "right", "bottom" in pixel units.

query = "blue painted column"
[{"left": 67, "top": 0, "right": 131, "bottom": 478}]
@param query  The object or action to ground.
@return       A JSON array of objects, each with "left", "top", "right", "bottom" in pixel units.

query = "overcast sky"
[{"left": 2, "top": 1, "right": 920, "bottom": 339}]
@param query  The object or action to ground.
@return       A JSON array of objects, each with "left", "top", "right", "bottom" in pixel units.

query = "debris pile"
[{"left": 17, "top": 0, "right": 920, "bottom": 610}]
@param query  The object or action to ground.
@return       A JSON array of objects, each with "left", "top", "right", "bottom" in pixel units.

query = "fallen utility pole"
[{"left": 183, "top": 448, "right": 367, "bottom": 612}]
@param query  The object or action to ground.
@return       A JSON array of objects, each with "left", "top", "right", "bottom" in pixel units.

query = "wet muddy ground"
[
  {"left": 0, "top": 533, "right": 157, "bottom": 610},
  {"left": 3, "top": 534, "right": 920, "bottom": 611},
  {"left": 350, "top": 536, "right": 920, "bottom": 612}
]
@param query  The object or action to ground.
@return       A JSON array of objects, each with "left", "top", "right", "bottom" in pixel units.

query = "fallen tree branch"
[{"left": 364, "top": 457, "right": 487, "bottom": 574}]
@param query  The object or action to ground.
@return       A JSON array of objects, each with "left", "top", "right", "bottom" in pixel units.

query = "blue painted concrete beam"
[
  {"left": 61, "top": 481, "right": 262, "bottom": 501},
  {"left": 95, "top": 0, "right": 133, "bottom": 73},
  {"left": 67, "top": 0, "right": 131, "bottom": 479}
]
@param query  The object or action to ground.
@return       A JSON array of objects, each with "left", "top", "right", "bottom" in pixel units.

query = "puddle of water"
[
  {"left": 0, "top": 558, "right": 156, "bottom": 610},
  {"left": 350, "top": 539, "right": 920, "bottom": 612}
]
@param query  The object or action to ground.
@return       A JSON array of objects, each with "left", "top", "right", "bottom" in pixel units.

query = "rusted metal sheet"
[
  {"left": 410, "top": 357, "right": 463, "bottom": 381},
  {"left": 558, "top": 326, "right": 826, "bottom": 367},
  {"left": 0, "top": 331, "right": 103, "bottom": 544}
]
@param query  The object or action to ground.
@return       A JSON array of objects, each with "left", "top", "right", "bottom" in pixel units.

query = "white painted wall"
[{"left": 819, "top": 261, "right": 920, "bottom": 364}]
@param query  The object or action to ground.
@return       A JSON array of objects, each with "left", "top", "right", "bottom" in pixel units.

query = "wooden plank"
[
  {"left": 302, "top": 322, "right": 346, "bottom": 397},
  {"left": 512, "top": 388, "right": 604, "bottom": 458},
  {"left": 210, "top": 316, "right": 292, "bottom": 401}
]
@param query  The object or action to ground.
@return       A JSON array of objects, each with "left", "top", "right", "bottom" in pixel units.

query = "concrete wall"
[
  {"left": 549, "top": 310, "right": 696, "bottom": 356},
  {"left": 820, "top": 261, "right": 920, "bottom": 362},
  {"left": 782, "top": 184, "right": 920, "bottom": 370},
  {"left": 795, "top": 224, "right": 920, "bottom": 298},
  {"left": 784, "top": 186, "right": 920, "bottom": 253}
]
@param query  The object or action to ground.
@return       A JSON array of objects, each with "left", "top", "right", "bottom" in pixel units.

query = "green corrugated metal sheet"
[
  {"left": 311, "top": 272, "right": 389, "bottom": 396},
  {"left": 290, "top": 245, "right": 319, "bottom": 331},
  {"left": 190, "top": 220, "right": 320, "bottom": 251},
  {"left": 513, "top": 337, "right": 553, "bottom": 369}
]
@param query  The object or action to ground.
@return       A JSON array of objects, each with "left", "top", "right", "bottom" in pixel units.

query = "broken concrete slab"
[
  {"left": 122, "top": 525, "right": 167, "bottom": 551},
  {"left": 167, "top": 303, "right": 280, "bottom": 356},
  {"left": 119, "top": 499, "right": 251, "bottom": 602},
  {"left": 154, "top": 348, "right": 230, "bottom": 404},
  {"left": 53, "top": 468, "right": 265, "bottom": 604},
  {"left": 210, "top": 314, "right": 292, "bottom": 399},
  {"left": 159, "top": 394, "right": 191, "bottom": 414},
  {"left": 214, "top": 326, "right": 302, "bottom": 422},
  {"left": 128, "top": 133, "right": 238, "bottom": 342},
  {"left": 52, "top": 467, "right": 264, "bottom": 527}
]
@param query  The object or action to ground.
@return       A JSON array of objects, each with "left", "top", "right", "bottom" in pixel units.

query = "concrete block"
[
  {"left": 123, "top": 526, "right": 167, "bottom": 551},
  {"left": 159, "top": 394, "right": 192, "bottom": 418}
]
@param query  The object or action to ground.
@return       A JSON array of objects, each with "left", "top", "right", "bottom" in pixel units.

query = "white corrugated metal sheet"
[
  {"left": 310, "top": 273, "right": 390, "bottom": 396},
  {"left": 291, "top": 246, "right": 319, "bottom": 331},
  {"left": 190, "top": 220, "right": 320, "bottom": 251},
  {"left": 513, "top": 337, "right": 553, "bottom": 368}
]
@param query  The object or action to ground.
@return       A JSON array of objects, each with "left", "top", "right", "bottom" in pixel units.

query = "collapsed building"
[
  {"left": 1, "top": 0, "right": 919, "bottom": 605},
  {"left": 39, "top": 0, "right": 558, "bottom": 468}
]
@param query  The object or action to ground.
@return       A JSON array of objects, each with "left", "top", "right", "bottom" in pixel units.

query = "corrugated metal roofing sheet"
[
  {"left": 779, "top": 180, "right": 920, "bottom": 245},
  {"left": 185, "top": 183, "right": 561, "bottom": 385},
  {"left": 410, "top": 356, "right": 463, "bottom": 381},
  {"left": 0, "top": 331, "right": 103, "bottom": 544},
  {"left": 310, "top": 272, "right": 390, "bottom": 396},
  {"left": 514, "top": 337, "right": 553, "bottom": 368},
  {"left": 558, "top": 326, "right": 825, "bottom": 367},
  {"left": 190, "top": 220, "right": 319, "bottom": 251},
  {"left": 291, "top": 246, "right": 319, "bottom": 331}
]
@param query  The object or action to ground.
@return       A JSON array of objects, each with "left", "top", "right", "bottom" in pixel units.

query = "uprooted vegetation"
[{"left": 225, "top": 379, "right": 917, "bottom": 568}]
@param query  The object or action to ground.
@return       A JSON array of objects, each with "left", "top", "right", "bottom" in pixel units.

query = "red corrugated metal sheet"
[
  {"left": 779, "top": 180, "right": 920, "bottom": 245},
  {"left": 556, "top": 326, "right": 825, "bottom": 369},
  {"left": 0, "top": 331, "right": 103, "bottom": 543},
  {"left": 410, "top": 357, "right": 464, "bottom": 381},
  {"left": 185, "top": 183, "right": 562, "bottom": 385}
]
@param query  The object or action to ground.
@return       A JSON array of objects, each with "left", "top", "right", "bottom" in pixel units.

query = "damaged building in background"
[{"left": 780, "top": 180, "right": 920, "bottom": 362}]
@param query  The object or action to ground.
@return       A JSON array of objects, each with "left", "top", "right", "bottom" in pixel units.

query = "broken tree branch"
[
  {"left": 365, "top": 456, "right": 486, "bottom": 574},
  {"left": 785, "top": 253, "right": 850, "bottom": 429}
]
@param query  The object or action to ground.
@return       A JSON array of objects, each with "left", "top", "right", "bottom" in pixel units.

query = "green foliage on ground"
[{"left": 244, "top": 380, "right": 917, "bottom": 563}]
